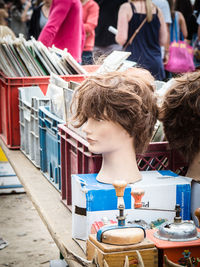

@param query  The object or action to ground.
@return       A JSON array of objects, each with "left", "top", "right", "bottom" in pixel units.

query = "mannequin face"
[{"left": 82, "top": 118, "right": 133, "bottom": 154}]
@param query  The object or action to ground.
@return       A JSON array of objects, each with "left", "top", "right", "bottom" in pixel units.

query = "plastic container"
[
  {"left": 39, "top": 106, "right": 65, "bottom": 191},
  {"left": 58, "top": 124, "right": 187, "bottom": 207},
  {"left": 18, "top": 86, "right": 50, "bottom": 168},
  {"left": 0, "top": 66, "right": 98, "bottom": 149}
]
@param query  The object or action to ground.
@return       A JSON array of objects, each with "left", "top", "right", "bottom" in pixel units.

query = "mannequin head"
[
  {"left": 71, "top": 68, "right": 158, "bottom": 154},
  {"left": 159, "top": 71, "right": 200, "bottom": 164},
  {"left": 70, "top": 68, "right": 158, "bottom": 184}
]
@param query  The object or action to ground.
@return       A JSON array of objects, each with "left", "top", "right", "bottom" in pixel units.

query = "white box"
[
  {"left": 130, "top": 170, "right": 191, "bottom": 220},
  {"left": 72, "top": 171, "right": 191, "bottom": 240},
  {"left": 0, "top": 162, "right": 24, "bottom": 194},
  {"left": 0, "top": 176, "right": 24, "bottom": 194},
  {"left": 0, "top": 162, "right": 15, "bottom": 176}
]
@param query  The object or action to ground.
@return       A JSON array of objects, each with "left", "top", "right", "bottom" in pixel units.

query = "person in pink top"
[
  {"left": 81, "top": 0, "right": 99, "bottom": 65},
  {"left": 38, "top": 0, "right": 84, "bottom": 62}
]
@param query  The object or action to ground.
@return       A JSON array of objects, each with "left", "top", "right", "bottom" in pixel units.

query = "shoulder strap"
[
  {"left": 174, "top": 13, "right": 178, "bottom": 42},
  {"left": 130, "top": 2, "right": 135, "bottom": 13},
  {"left": 170, "top": 13, "right": 178, "bottom": 42},
  {"left": 124, "top": 17, "right": 147, "bottom": 50}
]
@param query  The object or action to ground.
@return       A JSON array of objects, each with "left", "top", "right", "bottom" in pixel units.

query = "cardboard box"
[
  {"left": 130, "top": 170, "right": 191, "bottom": 221},
  {"left": 72, "top": 173, "right": 131, "bottom": 240},
  {"left": 72, "top": 171, "right": 191, "bottom": 240}
]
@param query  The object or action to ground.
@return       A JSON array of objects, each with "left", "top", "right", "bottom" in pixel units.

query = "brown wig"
[
  {"left": 70, "top": 68, "right": 158, "bottom": 153},
  {"left": 159, "top": 71, "right": 200, "bottom": 163}
]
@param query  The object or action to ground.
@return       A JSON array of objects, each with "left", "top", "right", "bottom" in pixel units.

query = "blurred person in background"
[
  {"left": 152, "top": 0, "right": 171, "bottom": 62},
  {"left": 193, "top": 1, "right": 200, "bottom": 66},
  {"left": 10, "top": 0, "right": 32, "bottom": 39},
  {"left": 38, "top": 0, "right": 84, "bottom": 63},
  {"left": 81, "top": 0, "right": 99, "bottom": 65},
  {"left": 28, "top": 0, "right": 52, "bottom": 39},
  {"left": 175, "top": 0, "right": 193, "bottom": 42},
  {"left": 0, "top": 0, "right": 5, "bottom": 8},
  {"left": 165, "top": 0, "right": 188, "bottom": 77},
  {"left": 152, "top": 0, "right": 171, "bottom": 24},
  {"left": 2, "top": 0, "right": 14, "bottom": 26},
  {"left": 32, "top": 0, "right": 43, "bottom": 8},
  {"left": 93, "top": 0, "right": 127, "bottom": 58},
  {"left": 116, "top": 0, "right": 168, "bottom": 81},
  {"left": 167, "top": 0, "right": 188, "bottom": 41},
  {"left": 190, "top": 0, "right": 200, "bottom": 43},
  {"left": 0, "top": 2, "right": 16, "bottom": 39}
]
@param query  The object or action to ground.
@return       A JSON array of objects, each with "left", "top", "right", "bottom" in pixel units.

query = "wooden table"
[{"left": 0, "top": 139, "right": 94, "bottom": 267}]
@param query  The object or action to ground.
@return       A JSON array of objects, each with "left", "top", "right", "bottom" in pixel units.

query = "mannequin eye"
[
  {"left": 94, "top": 118, "right": 103, "bottom": 122},
  {"left": 85, "top": 117, "right": 103, "bottom": 123},
  {"left": 92, "top": 116, "right": 103, "bottom": 122}
]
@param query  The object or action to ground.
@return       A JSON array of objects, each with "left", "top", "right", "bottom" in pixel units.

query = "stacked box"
[
  {"left": 0, "top": 74, "right": 51, "bottom": 149},
  {"left": 0, "top": 71, "right": 88, "bottom": 149}
]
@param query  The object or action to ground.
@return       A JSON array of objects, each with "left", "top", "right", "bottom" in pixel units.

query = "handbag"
[
  {"left": 123, "top": 17, "right": 147, "bottom": 51},
  {"left": 164, "top": 15, "right": 195, "bottom": 73}
]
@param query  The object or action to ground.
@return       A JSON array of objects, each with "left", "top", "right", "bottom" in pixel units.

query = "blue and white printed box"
[
  {"left": 129, "top": 170, "right": 191, "bottom": 224},
  {"left": 72, "top": 171, "right": 191, "bottom": 240},
  {"left": 72, "top": 173, "right": 131, "bottom": 240}
]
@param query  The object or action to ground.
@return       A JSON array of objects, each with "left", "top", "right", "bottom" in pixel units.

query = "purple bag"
[
  {"left": 164, "top": 14, "right": 195, "bottom": 73},
  {"left": 164, "top": 41, "right": 195, "bottom": 73}
]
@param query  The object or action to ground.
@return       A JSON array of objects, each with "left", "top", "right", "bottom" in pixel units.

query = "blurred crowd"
[{"left": 0, "top": 0, "right": 199, "bottom": 80}]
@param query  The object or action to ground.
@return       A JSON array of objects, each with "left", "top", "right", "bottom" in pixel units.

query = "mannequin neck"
[
  {"left": 96, "top": 142, "right": 141, "bottom": 184},
  {"left": 186, "top": 151, "right": 200, "bottom": 182}
]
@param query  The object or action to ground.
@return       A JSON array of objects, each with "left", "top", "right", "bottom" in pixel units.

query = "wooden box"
[{"left": 87, "top": 234, "right": 158, "bottom": 267}]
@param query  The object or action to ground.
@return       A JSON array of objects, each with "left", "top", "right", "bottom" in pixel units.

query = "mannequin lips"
[{"left": 86, "top": 137, "right": 96, "bottom": 144}]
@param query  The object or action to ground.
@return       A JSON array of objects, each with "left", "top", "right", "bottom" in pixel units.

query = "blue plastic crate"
[{"left": 39, "top": 106, "right": 65, "bottom": 191}]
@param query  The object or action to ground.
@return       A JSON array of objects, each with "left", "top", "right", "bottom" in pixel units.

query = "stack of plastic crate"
[
  {"left": 0, "top": 69, "right": 94, "bottom": 149},
  {"left": 39, "top": 106, "right": 65, "bottom": 191}
]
